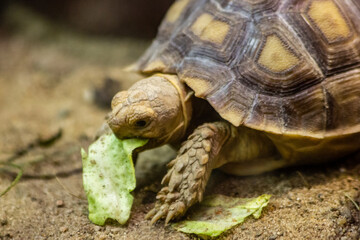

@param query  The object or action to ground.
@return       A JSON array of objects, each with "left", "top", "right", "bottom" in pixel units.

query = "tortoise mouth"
[
  {"left": 141, "top": 138, "right": 158, "bottom": 149},
  {"left": 130, "top": 138, "right": 161, "bottom": 155}
]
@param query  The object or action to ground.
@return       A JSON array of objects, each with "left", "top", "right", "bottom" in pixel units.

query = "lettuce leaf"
[
  {"left": 81, "top": 133, "right": 147, "bottom": 225},
  {"left": 172, "top": 194, "right": 271, "bottom": 238}
]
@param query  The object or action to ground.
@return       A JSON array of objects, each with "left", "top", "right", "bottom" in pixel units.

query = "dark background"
[{"left": 0, "top": 0, "right": 174, "bottom": 38}]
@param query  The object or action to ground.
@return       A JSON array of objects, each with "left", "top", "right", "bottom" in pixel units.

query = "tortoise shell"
[{"left": 134, "top": 0, "right": 360, "bottom": 138}]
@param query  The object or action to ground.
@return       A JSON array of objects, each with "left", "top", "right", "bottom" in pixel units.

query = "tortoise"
[{"left": 107, "top": 0, "right": 360, "bottom": 225}]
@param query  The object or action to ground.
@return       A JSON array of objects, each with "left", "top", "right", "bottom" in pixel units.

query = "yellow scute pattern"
[
  {"left": 307, "top": 0, "right": 351, "bottom": 42},
  {"left": 191, "top": 13, "right": 230, "bottom": 44},
  {"left": 165, "top": 0, "right": 189, "bottom": 23},
  {"left": 183, "top": 76, "right": 211, "bottom": 97},
  {"left": 257, "top": 34, "right": 299, "bottom": 73},
  {"left": 142, "top": 60, "right": 166, "bottom": 73}
]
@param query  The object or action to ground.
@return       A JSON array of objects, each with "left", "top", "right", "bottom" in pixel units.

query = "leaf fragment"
[
  {"left": 81, "top": 133, "right": 147, "bottom": 225},
  {"left": 172, "top": 194, "right": 271, "bottom": 238}
]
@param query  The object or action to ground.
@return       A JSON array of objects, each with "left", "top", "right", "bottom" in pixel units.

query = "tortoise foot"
[{"left": 146, "top": 122, "right": 231, "bottom": 225}]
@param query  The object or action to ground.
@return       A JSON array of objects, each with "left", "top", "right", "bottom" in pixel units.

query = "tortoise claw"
[
  {"left": 150, "top": 204, "right": 169, "bottom": 225},
  {"left": 165, "top": 201, "right": 186, "bottom": 225},
  {"left": 145, "top": 208, "right": 157, "bottom": 220},
  {"left": 165, "top": 209, "right": 177, "bottom": 226}
]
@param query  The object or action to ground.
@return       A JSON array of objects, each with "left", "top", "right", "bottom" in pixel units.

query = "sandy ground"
[{"left": 1, "top": 5, "right": 360, "bottom": 240}]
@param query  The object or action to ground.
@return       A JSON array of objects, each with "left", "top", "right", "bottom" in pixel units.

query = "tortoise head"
[{"left": 107, "top": 74, "right": 192, "bottom": 147}]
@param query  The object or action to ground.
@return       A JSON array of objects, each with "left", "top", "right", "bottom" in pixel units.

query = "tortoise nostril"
[{"left": 107, "top": 114, "right": 120, "bottom": 128}]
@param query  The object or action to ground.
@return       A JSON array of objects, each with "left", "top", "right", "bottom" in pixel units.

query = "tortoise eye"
[{"left": 134, "top": 120, "right": 148, "bottom": 128}]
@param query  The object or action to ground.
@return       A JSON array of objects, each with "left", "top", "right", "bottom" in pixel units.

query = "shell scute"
[
  {"left": 236, "top": 15, "right": 324, "bottom": 96},
  {"left": 136, "top": 0, "right": 360, "bottom": 137},
  {"left": 282, "top": 0, "right": 360, "bottom": 75}
]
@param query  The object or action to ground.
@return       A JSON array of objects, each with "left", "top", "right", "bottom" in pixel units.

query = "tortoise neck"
[{"left": 154, "top": 73, "right": 193, "bottom": 143}]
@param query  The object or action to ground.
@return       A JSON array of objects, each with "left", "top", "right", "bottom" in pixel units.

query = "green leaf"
[
  {"left": 172, "top": 194, "right": 271, "bottom": 238},
  {"left": 81, "top": 133, "right": 147, "bottom": 225}
]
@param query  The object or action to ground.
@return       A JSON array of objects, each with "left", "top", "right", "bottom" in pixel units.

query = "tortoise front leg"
[{"left": 146, "top": 121, "right": 232, "bottom": 225}]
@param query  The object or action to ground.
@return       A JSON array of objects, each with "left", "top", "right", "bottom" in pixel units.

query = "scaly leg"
[{"left": 145, "top": 121, "right": 232, "bottom": 225}]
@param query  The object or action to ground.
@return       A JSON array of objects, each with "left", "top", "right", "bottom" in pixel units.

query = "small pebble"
[
  {"left": 83, "top": 89, "right": 95, "bottom": 103},
  {"left": 58, "top": 108, "right": 71, "bottom": 119},
  {"left": 1, "top": 219, "right": 8, "bottom": 226},
  {"left": 65, "top": 209, "right": 74, "bottom": 215},
  {"left": 93, "top": 226, "right": 103, "bottom": 231},
  {"left": 60, "top": 226, "right": 68, "bottom": 233},
  {"left": 4, "top": 233, "right": 12, "bottom": 238},
  {"left": 56, "top": 200, "right": 64, "bottom": 207},
  {"left": 340, "top": 206, "right": 352, "bottom": 220},
  {"left": 110, "top": 228, "right": 120, "bottom": 233},
  {"left": 330, "top": 207, "right": 338, "bottom": 212},
  {"left": 317, "top": 194, "right": 324, "bottom": 202},
  {"left": 347, "top": 229, "right": 359, "bottom": 239},
  {"left": 98, "top": 234, "right": 107, "bottom": 240},
  {"left": 269, "top": 235, "right": 277, "bottom": 240},
  {"left": 338, "top": 216, "right": 347, "bottom": 226},
  {"left": 287, "top": 192, "right": 295, "bottom": 200}
]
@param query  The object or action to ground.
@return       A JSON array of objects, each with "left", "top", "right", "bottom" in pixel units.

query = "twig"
[
  {"left": 0, "top": 162, "right": 23, "bottom": 197},
  {"left": 296, "top": 171, "right": 310, "bottom": 189},
  {"left": 0, "top": 128, "right": 66, "bottom": 197},
  {"left": 0, "top": 167, "right": 82, "bottom": 180},
  {"left": 344, "top": 193, "right": 360, "bottom": 211},
  {"left": 7, "top": 128, "right": 62, "bottom": 163},
  {"left": 55, "top": 175, "right": 85, "bottom": 200}
]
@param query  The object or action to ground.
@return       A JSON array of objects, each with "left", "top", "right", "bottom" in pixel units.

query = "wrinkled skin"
[{"left": 108, "top": 74, "right": 190, "bottom": 148}]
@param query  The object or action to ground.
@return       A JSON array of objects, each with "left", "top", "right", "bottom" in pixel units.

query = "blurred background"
[
  {"left": 0, "top": 0, "right": 173, "bottom": 38},
  {"left": 0, "top": 0, "right": 176, "bottom": 151}
]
